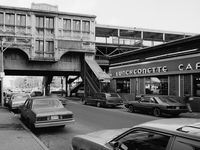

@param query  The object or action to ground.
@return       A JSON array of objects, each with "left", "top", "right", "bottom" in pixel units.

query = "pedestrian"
[{"left": 183, "top": 92, "right": 193, "bottom": 113}]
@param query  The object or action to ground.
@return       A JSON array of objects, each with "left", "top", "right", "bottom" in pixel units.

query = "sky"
[{"left": 1, "top": 0, "right": 200, "bottom": 34}]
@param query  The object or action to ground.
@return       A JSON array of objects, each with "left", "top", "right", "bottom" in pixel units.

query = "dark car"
[
  {"left": 72, "top": 118, "right": 200, "bottom": 150},
  {"left": 124, "top": 95, "right": 188, "bottom": 117},
  {"left": 30, "top": 90, "right": 43, "bottom": 97},
  {"left": 20, "top": 96, "right": 74, "bottom": 130},
  {"left": 82, "top": 93, "right": 123, "bottom": 107}
]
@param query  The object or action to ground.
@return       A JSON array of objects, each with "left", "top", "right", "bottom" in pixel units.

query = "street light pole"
[
  {"left": 1, "top": 40, "right": 4, "bottom": 107},
  {"left": 0, "top": 39, "right": 14, "bottom": 107}
]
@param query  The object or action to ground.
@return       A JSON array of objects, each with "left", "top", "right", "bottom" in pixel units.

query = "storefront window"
[
  {"left": 116, "top": 79, "right": 130, "bottom": 93},
  {"left": 193, "top": 74, "right": 200, "bottom": 97},
  {"left": 145, "top": 76, "right": 168, "bottom": 95}
]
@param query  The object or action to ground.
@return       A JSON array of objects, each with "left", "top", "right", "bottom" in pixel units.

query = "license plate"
[
  {"left": 51, "top": 115, "right": 59, "bottom": 120},
  {"left": 176, "top": 107, "right": 179, "bottom": 109}
]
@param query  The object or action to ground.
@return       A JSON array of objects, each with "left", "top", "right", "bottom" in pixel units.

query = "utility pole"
[
  {"left": 0, "top": 38, "right": 14, "bottom": 106},
  {"left": 0, "top": 40, "right": 4, "bottom": 107}
]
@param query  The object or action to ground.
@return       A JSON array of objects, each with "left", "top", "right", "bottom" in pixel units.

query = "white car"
[
  {"left": 7, "top": 93, "right": 30, "bottom": 111},
  {"left": 20, "top": 96, "right": 74, "bottom": 130},
  {"left": 72, "top": 118, "right": 200, "bottom": 150}
]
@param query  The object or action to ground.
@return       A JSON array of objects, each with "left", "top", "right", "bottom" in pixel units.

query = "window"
[
  {"left": 35, "top": 40, "right": 44, "bottom": 52},
  {"left": 26, "top": 15, "right": 31, "bottom": 26},
  {"left": 116, "top": 79, "right": 130, "bottom": 93},
  {"left": 63, "top": 19, "right": 71, "bottom": 30},
  {"left": 82, "top": 20, "right": 90, "bottom": 32},
  {"left": 16, "top": 14, "right": 26, "bottom": 26},
  {"left": 36, "top": 16, "right": 44, "bottom": 28},
  {"left": 145, "top": 76, "right": 168, "bottom": 95},
  {"left": 0, "top": 12, "right": 4, "bottom": 24},
  {"left": 73, "top": 20, "right": 80, "bottom": 31},
  {"left": 172, "top": 137, "right": 200, "bottom": 150},
  {"left": 46, "top": 41, "right": 54, "bottom": 53},
  {"left": 46, "top": 17, "right": 54, "bottom": 28},
  {"left": 114, "top": 130, "right": 170, "bottom": 150},
  {"left": 193, "top": 74, "right": 200, "bottom": 97},
  {"left": 5, "top": 13, "right": 15, "bottom": 25}
]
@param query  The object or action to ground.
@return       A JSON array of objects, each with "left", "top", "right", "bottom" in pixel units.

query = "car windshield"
[
  {"left": 158, "top": 97, "right": 177, "bottom": 103},
  {"left": 105, "top": 93, "right": 120, "bottom": 97},
  {"left": 32, "top": 99, "right": 63, "bottom": 109}
]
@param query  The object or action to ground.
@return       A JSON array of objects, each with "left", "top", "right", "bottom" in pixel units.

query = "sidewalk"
[{"left": 0, "top": 107, "right": 49, "bottom": 150}]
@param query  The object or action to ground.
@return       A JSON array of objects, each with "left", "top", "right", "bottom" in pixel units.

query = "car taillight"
[
  {"left": 62, "top": 114, "right": 73, "bottom": 119},
  {"left": 37, "top": 117, "right": 48, "bottom": 121}
]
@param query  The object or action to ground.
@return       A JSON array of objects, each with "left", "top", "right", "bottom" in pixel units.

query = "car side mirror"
[
  {"left": 110, "top": 141, "right": 127, "bottom": 150},
  {"left": 110, "top": 141, "right": 120, "bottom": 148}
]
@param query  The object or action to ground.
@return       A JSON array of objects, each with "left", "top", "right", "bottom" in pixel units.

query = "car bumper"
[
  {"left": 162, "top": 109, "right": 188, "bottom": 114},
  {"left": 34, "top": 119, "right": 75, "bottom": 128}
]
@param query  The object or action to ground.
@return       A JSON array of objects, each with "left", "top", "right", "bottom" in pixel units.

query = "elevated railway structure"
[
  {"left": 95, "top": 24, "right": 195, "bottom": 71},
  {"left": 0, "top": 3, "right": 196, "bottom": 106}
]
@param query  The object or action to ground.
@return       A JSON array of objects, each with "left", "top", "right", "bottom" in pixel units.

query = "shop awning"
[{"left": 85, "top": 57, "right": 111, "bottom": 81}]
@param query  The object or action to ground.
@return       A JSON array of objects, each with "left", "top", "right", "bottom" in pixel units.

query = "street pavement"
[
  {"left": 0, "top": 97, "right": 199, "bottom": 150},
  {"left": 0, "top": 107, "right": 49, "bottom": 150}
]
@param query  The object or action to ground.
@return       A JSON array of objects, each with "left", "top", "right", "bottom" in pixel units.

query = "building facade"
[{"left": 109, "top": 35, "right": 200, "bottom": 112}]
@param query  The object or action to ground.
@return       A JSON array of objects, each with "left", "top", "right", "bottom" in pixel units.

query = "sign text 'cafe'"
[{"left": 115, "top": 62, "right": 200, "bottom": 77}]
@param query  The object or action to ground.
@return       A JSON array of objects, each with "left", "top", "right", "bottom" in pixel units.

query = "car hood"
[
  {"left": 33, "top": 107, "right": 73, "bottom": 117},
  {"left": 72, "top": 128, "right": 129, "bottom": 149}
]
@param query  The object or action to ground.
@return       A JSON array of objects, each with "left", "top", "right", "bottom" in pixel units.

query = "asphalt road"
[{"left": 34, "top": 100, "right": 158, "bottom": 150}]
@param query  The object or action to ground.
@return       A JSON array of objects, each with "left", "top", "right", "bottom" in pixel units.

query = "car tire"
[
  {"left": 128, "top": 105, "right": 135, "bottom": 113},
  {"left": 96, "top": 102, "right": 101, "bottom": 107},
  {"left": 28, "top": 119, "right": 35, "bottom": 131},
  {"left": 59, "top": 125, "right": 65, "bottom": 128},
  {"left": 153, "top": 108, "right": 161, "bottom": 117}
]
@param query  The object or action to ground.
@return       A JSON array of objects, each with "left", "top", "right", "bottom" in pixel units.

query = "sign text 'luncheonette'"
[
  {"left": 116, "top": 66, "right": 168, "bottom": 77},
  {"left": 114, "top": 62, "right": 200, "bottom": 77}
]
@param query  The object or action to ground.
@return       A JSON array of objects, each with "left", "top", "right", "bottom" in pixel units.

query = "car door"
[
  {"left": 21, "top": 99, "right": 31, "bottom": 119},
  {"left": 136, "top": 97, "right": 152, "bottom": 112},
  {"left": 110, "top": 128, "right": 173, "bottom": 150}
]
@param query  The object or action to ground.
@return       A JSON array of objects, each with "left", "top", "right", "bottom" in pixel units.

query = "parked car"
[
  {"left": 4, "top": 92, "right": 13, "bottom": 106},
  {"left": 30, "top": 90, "right": 43, "bottom": 97},
  {"left": 124, "top": 95, "right": 188, "bottom": 117},
  {"left": 82, "top": 93, "right": 123, "bottom": 107},
  {"left": 20, "top": 96, "right": 74, "bottom": 130},
  {"left": 7, "top": 93, "right": 30, "bottom": 111},
  {"left": 72, "top": 118, "right": 200, "bottom": 150}
]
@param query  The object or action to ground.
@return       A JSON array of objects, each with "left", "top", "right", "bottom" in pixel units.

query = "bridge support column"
[
  {"left": 43, "top": 76, "right": 53, "bottom": 96},
  {"left": 65, "top": 75, "right": 69, "bottom": 97}
]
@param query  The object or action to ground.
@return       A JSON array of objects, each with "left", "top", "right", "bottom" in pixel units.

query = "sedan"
[
  {"left": 7, "top": 93, "right": 30, "bottom": 111},
  {"left": 124, "top": 96, "right": 188, "bottom": 117},
  {"left": 82, "top": 93, "right": 123, "bottom": 107},
  {"left": 20, "top": 96, "right": 74, "bottom": 130},
  {"left": 72, "top": 118, "right": 200, "bottom": 150}
]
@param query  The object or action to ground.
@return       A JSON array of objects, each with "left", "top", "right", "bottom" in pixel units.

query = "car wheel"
[
  {"left": 153, "top": 108, "right": 161, "bottom": 117},
  {"left": 59, "top": 125, "right": 65, "bottom": 128},
  {"left": 128, "top": 105, "right": 135, "bottom": 113},
  {"left": 96, "top": 102, "right": 101, "bottom": 107},
  {"left": 28, "top": 119, "right": 35, "bottom": 131}
]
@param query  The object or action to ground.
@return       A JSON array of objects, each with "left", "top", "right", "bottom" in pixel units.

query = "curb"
[{"left": 15, "top": 114, "right": 49, "bottom": 150}]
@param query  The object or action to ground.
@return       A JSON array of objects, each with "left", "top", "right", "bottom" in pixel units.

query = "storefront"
[{"left": 110, "top": 53, "right": 200, "bottom": 112}]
